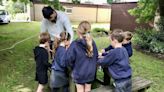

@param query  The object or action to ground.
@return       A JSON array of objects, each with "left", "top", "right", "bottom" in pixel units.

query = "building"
[{"left": 30, "top": 0, "right": 111, "bottom": 23}]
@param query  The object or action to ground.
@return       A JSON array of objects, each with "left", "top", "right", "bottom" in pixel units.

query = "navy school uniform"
[
  {"left": 101, "top": 42, "right": 133, "bottom": 85},
  {"left": 63, "top": 39, "right": 98, "bottom": 84},
  {"left": 50, "top": 46, "right": 69, "bottom": 88},
  {"left": 98, "top": 47, "right": 132, "bottom": 81},
  {"left": 103, "top": 42, "right": 133, "bottom": 57},
  {"left": 33, "top": 46, "right": 52, "bottom": 84}
]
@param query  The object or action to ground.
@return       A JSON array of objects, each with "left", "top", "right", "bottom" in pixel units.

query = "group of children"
[{"left": 33, "top": 21, "right": 133, "bottom": 92}]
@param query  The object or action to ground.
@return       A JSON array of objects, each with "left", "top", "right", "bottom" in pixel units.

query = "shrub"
[
  {"left": 156, "top": 17, "right": 164, "bottom": 41},
  {"left": 91, "top": 28, "right": 108, "bottom": 37},
  {"left": 133, "top": 28, "right": 164, "bottom": 54}
]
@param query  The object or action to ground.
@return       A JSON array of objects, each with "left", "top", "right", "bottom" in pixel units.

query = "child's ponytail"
[
  {"left": 52, "top": 37, "right": 60, "bottom": 57},
  {"left": 84, "top": 33, "right": 93, "bottom": 57},
  {"left": 52, "top": 31, "right": 71, "bottom": 57},
  {"left": 78, "top": 21, "right": 93, "bottom": 57}
]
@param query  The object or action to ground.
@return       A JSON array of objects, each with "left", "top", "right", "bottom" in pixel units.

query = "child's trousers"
[
  {"left": 114, "top": 78, "right": 132, "bottom": 92},
  {"left": 103, "top": 67, "right": 111, "bottom": 85}
]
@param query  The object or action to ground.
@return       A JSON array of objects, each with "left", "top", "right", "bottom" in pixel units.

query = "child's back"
[
  {"left": 52, "top": 46, "right": 67, "bottom": 72},
  {"left": 50, "top": 31, "right": 71, "bottom": 92},
  {"left": 63, "top": 21, "right": 98, "bottom": 92},
  {"left": 34, "top": 46, "right": 51, "bottom": 74},
  {"left": 64, "top": 39, "right": 98, "bottom": 84},
  {"left": 103, "top": 47, "right": 131, "bottom": 80}
]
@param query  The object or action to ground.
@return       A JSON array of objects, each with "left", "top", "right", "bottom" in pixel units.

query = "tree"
[
  {"left": 42, "top": 0, "right": 64, "bottom": 11},
  {"left": 107, "top": 0, "right": 113, "bottom": 4},
  {"left": 5, "top": 0, "right": 26, "bottom": 19},
  {"left": 128, "top": 0, "right": 158, "bottom": 23},
  {"left": 72, "top": 0, "right": 80, "bottom": 4},
  {"left": 159, "top": 0, "right": 164, "bottom": 17},
  {"left": 0, "top": 0, "right": 64, "bottom": 11},
  {"left": 128, "top": 0, "right": 164, "bottom": 32}
]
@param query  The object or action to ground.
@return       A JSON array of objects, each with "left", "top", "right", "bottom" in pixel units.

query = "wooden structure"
[
  {"left": 91, "top": 77, "right": 152, "bottom": 92},
  {"left": 110, "top": 2, "right": 152, "bottom": 31},
  {"left": 30, "top": 1, "right": 111, "bottom": 23}
]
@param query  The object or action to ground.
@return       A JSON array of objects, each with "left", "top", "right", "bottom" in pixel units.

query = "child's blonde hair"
[
  {"left": 53, "top": 31, "right": 71, "bottom": 55},
  {"left": 124, "top": 31, "right": 133, "bottom": 41},
  {"left": 39, "top": 32, "right": 50, "bottom": 44},
  {"left": 77, "top": 21, "right": 93, "bottom": 57}
]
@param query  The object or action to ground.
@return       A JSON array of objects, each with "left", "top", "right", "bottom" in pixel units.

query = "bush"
[
  {"left": 133, "top": 28, "right": 164, "bottom": 54},
  {"left": 92, "top": 28, "right": 106, "bottom": 32},
  {"left": 156, "top": 17, "right": 164, "bottom": 41},
  {"left": 91, "top": 28, "right": 108, "bottom": 37}
]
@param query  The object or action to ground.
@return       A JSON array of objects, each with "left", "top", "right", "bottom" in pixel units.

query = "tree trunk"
[
  {"left": 153, "top": 8, "right": 160, "bottom": 31},
  {"left": 159, "top": 0, "right": 164, "bottom": 17}
]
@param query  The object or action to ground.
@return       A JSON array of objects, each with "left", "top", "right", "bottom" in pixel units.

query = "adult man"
[{"left": 41, "top": 6, "right": 74, "bottom": 46}]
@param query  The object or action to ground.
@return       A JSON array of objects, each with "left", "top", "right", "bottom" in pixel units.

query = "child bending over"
[{"left": 98, "top": 30, "right": 132, "bottom": 92}]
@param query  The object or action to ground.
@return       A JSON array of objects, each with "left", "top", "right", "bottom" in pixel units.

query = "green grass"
[{"left": 0, "top": 22, "right": 164, "bottom": 92}]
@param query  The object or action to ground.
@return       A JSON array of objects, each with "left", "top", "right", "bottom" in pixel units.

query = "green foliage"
[
  {"left": 11, "top": 0, "right": 30, "bottom": 4},
  {"left": 5, "top": 0, "right": 26, "bottom": 19},
  {"left": 107, "top": 0, "right": 113, "bottom": 4},
  {"left": 91, "top": 28, "right": 108, "bottom": 37},
  {"left": 133, "top": 28, "right": 164, "bottom": 53},
  {"left": 157, "top": 17, "right": 164, "bottom": 32},
  {"left": 42, "top": 0, "right": 65, "bottom": 11},
  {"left": 128, "top": 0, "right": 158, "bottom": 23},
  {"left": 72, "top": 0, "right": 80, "bottom": 4},
  {"left": 92, "top": 28, "right": 107, "bottom": 33}
]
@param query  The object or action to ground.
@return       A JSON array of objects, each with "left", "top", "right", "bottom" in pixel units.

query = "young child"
[
  {"left": 100, "top": 30, "right": 133, "bottom": 85},
  {"left": 62, "top": 21, "right": 98, "bottom": 92},
  {"left": 98, "top": 31, "right": 132, "bottom": 92},
  {"left": 33, "top": 32, "right": 52, "bottom": 92},
  {"left": 50, "top": 31, "right": 71, "bottom": 92},
  {"left": 102, "top": 30, "right": 133, "bottom": 57}
]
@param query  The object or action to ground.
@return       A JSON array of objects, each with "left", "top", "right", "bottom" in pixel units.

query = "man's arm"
[
  {"left": 63, "top": 14, "right": 74, "bottom": 42},
  {"left": 41, "top": 19, "right": 47, "bottom": 33}
]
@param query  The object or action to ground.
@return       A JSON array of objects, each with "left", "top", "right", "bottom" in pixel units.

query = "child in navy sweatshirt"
[
  {"left": 100, "top": 30, "right": 133, "bottom": 85},
  {"left": 33, "top": 32, "right": 52, "bottom": 92},
  {"left": 50, "top": 31, "right": 71, "bottom": 92},
  {"left": 98, "top": 30, "right": 132, "bottom": 92},
  {"left": 63, "top": 21, "right": 98, "bottom": 92},
  {"left": 102, "top": 31, "right": 133, "bottom": 57}
]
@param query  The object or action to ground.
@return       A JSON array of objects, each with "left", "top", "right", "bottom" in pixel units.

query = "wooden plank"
[
  {"left": 91, "top": 77, "right": 152, "bottom": 92},
  {"left": 132, "top": 77, "right": 152, "bottom": 91},
  {"left": 91, "top": 86, "right": 113, "bottom": 92}
]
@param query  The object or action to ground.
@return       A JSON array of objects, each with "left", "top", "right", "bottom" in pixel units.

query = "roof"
[{"left": 32, "top": 1, "right": 111, "bottom": 8}]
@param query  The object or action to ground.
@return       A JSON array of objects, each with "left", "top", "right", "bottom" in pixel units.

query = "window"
[{"left": 65, "top": 7, "right": 73, "bottom": 14}]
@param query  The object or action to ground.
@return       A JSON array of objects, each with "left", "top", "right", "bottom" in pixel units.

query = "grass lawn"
[{"left": 0, "top": 22, "right": 164, "bottom": 92}]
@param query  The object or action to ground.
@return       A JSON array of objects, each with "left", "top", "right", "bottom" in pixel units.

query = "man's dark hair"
[{"left": 42, "top": 6, "right": 54, "bottom": 19}]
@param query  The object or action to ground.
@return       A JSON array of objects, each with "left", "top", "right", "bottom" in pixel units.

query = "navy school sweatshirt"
[
  {"left": 51, "top": 46, "right": 67, "bottom": 72},
  {"left": 33, "top": 46, "right": 52, "bottom": 73},
  {"left": 98, "top": 47, "right": 132, "bottom": 81},
  {"left": 103, "top": 42, "right": 133, "bottom": 57},
  {"left": 63, "top": 39, "right": 98, "bottom": 84}
]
